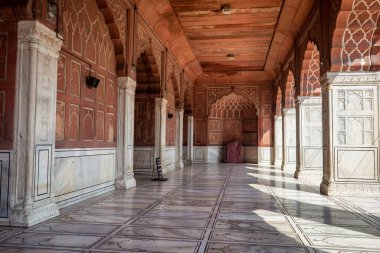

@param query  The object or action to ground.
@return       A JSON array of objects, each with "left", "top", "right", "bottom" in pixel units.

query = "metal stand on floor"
[{"left": 151, "top": 157, "right": 168, "bottom": 181}]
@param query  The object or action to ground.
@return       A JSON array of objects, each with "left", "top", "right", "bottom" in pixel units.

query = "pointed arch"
[
  {"left": 284, "top": 71, "right": 295, "bottom": 109},
  {"left": 300, "top": 42, "right": 321, "bottom": 97},
  {"left": 275, "top": 85, "right": 283, "bottom": 116},
  {"left": 331, "top": 0, "right": 380, "bottom": 71},
  {"left": 208, "top": 93, "right": 258, "bottom": 146}
]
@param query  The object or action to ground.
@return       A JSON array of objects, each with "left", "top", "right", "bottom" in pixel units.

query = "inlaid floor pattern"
[{"left": 1, "top": 164, "right": 380, "bottom": 252}]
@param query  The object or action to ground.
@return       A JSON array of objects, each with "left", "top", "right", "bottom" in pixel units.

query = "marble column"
[
  {"left": 116, "top": 77, "right": 136, "bottom": 189},
  {"left": 281, "top": 108, "right": 296, "bottom": 172},
  {"left": 294, "top": 96, "right": 323, "bottom": 179},
  {"left": 175, "top": 109, "right": 184, "bottom": 168},
  {"left": 11, "top": 21, "right": 62, "bottom": 226},
  {"left": 155, "top": 98, "right": 168, "bottom": 173},
  {"left": 320, "top": 72, "right": 380, "bottom": 195},
  {"left": 187, "top": 116, "right": 194, "bottom": 163},
  {"left": 274, "top": 115, "right": 283, "bottom": 167}
]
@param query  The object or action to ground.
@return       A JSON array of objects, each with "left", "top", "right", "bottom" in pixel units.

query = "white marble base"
[
  {"left": 116, "top": 174, "right": 136, "bottom": 190},
  {"left": 282, "top": 162, "right": 296, "bottom": 173},
  {"left": 258, "top": 147, "right": 273, "bottom": 166},
  {"left": 243, "top": 147, "right": 258, "bottom": 163},
  {"left": 54, "top": 148, "right": 116, "bottom": 206},
  {"left": 274, "top": 160, "right": 282, "bottom": 168},
  {"left": 294, "top": 169, "right": 322, "bottom": 180},
  {"left": 134, "top": 147, "right": 155, "bottom": 173},
  {"left": 321, "top": 181, "right": 380, "bottom": 196},
  {"left": 9, "top": 202, "right": 59, "bottom": 227}
]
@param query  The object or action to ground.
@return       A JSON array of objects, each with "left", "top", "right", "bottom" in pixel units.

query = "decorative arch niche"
[
  {"left": 134, "top": 47, "right": 161, "bottom": 146},
  {"left": 56, "top": 0, "right": 118, "bottom": 148},
  {"left": 208, "top": 93, "right": 258, "bottom": 146},
  {"left": 166, "top": 72, "right": 180, "bottom": 146},
  {"left": 331, "top": 0, "right": 380, "bottom": 71},
  {"left": 275, "top": 85, "right": 282, "bottom": 116},
  {"left": 300, "top": 42, "right": 321, "bottom": 97},
  {"left": 284, "top": 70, "right": 296, "bottom": 109}
]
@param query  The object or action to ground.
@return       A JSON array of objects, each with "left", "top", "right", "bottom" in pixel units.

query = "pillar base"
[
  {"left": 274, "top": 160, "right": 282, "bottom": 168},
  {"left": 10, "top": 202, "right": 59, "bottom": 227},
  {"left": 116, "top": 174, "right": 136, "bottom": 189},
  {"left": 281, "top": 163, "right": 296, "bottom": 173},
  {"left": 176, "top": 160, "right": 184, "bottom": 169},
  {"left": 320, "top": 180, "right": 380, "bottom": 196},
  {"left": 294, "top": 168, "right": 322, "bottom": 180}
]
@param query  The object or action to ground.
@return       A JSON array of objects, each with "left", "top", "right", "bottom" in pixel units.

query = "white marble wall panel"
[
  {"left": 182, "top": 147, "right": 187, "bottom": 162},
  {"left": 243, "top": 147, "right": 258, "bottom": 163},
  {"left": 194, "top": 147, "right": 207, "bottom": 163},
  {"left": 34, "top": 146, "right": 52, "bottom": 202},
  {"left": 336, "top": 148, "right": 377, "bottom": 181},
  {"left": 320, "top": 72, "right": 380, "bottom": 195},
  {"left": 258, "top": 147, "right": 273, "bottom": 165},
  {"left": 164, "top": 147, "right": 176, "bottom": 171},
  {"left": 274, "top": 116, "right": 283, "bottom": 166},
  {"left": 54, "top": 149, "right": 116, "bottom": 206},
  {"left": 303, "top": 148, "right": 323, "bottom": 168},
  {"left": 133, "top": 147, "right": 154, "bottom": 173},
  {"left": 208, "top": 147, "right": 225, "bottom": 163},
  {"left": 0, "top": 152, "right": 10, "bottom": 219},
  {"left": 282, "top": 109, "right": 296, "bottom": 171},
  {"left": 295, "top": 97, "right": 323, "bottom": 178}
]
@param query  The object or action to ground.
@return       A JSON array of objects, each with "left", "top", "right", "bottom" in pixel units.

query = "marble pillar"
[
  {"left": 282, "top": 108, "right": 296, "bottom": 172},
  {"left": 11, "top": 21, "right": 62, "bottom": 226},
  {"left": 274, "top": 115, "right": 283, "bottom": 167},
  {"left": 295, "top": 96, "right": 323, "bottom": 179},
  {"left": 116, "top": 77, "right": 136, "bottom": 189},
  {"left": 175, "top": 109, "right": 184, "bottom": 168},
  {"left": 155, "top": 98, "right": 168, "bottom": 172},
  {"left": 187, "top": 116, "right": 194, "bottom": 163},
  {"left": 320, "top": 72, "right": 380, "bottom": 195}
]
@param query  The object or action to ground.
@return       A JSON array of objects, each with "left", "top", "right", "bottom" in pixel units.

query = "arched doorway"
[
  {"left": 295, "top": 41, "right": 323, "bottom": 179},
  {"left": 208, "top": 93, "right": 258, "bottom": 162},
  {"left": 133, "top": 47, "right": 161, "bottom": 173}
]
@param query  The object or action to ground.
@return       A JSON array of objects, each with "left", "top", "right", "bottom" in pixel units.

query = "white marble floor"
[{"left": 0, "top": 163, "right": 380, "bottom": 253}]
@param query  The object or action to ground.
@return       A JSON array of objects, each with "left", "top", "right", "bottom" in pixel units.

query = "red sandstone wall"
[
  {"left": 259, "top": 87, "right": 274, "bottom": 147},
  {"left": 166, "top": 79, "right": 176, "bottom": 146},
  {"left": 0, "top": 22, "right": 17, "bottom": 150},
  {"left": 183, "top": 115, "right": 188, "bottom": 146},
  {"left": 134, "top": 97, "right": 155, "bottom": 146},
  {"left": 193, "top": 85, "right": 274, "bottom": 147},
  {"left": 55, "top": 0, "right": 117, "bottom": 148},
  {"left": 194, "top": 87, "right": 207, "bottom": 145}
]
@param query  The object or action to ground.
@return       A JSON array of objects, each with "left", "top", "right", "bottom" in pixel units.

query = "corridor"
[{"left": 0, "top": 164, "right": 379, "bottom": 253}]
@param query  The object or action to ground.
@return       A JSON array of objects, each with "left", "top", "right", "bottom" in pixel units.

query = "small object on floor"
[
  {"left": 225, "top": 140, "right": 243, "bottom": 163},
  {"left": 152, "top": 157, "right": 168, "bottom": 181}
]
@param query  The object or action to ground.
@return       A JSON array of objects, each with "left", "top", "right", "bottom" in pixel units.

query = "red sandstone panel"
[
  {"left": 97, "top": 74, "right": 106, "bottom": 104},
  {"left": 68, "top": 104, "right": 80, "bottom": 141},
  {"left": 0, "top": 23, "right": 16, "bottom": 149},
  {"left": 83, "top": 107, "right": 95, "bottom": 141},
  {"left": 195, "top": 119, "right": 207, "bottom": 145},
  {"left": 56, "top": 0, "right": 117, "bottom": 149},
  {"left": 57, "top": 54, "right": 66, "bottom": 93},
  {"left": 106, "top": 79, "right": 115, "bottom": 107},
  {"left": 83, "top": 69, "right": 96, "bottom": 102},
  {"left": 0, "top": 92, "right": 4, "bottom": 139},
  {"left": 56, "top": 100, "right": 65, "bottom": 141},
  {"left": 106, "top": 113, "right": 115, "bottom": 142},
  {"left": 97, "top": 110, "right": 105, "bottom": 141},
  {"left": 70, "top": 60, "right": 81, "bottom": 98},
  {"left": 134, "top": 100, "right": 155, "bottom": 146}
]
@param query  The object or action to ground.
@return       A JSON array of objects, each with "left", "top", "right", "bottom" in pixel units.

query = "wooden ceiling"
[
  {"left": 134, "top": 0, "right": 317, "bottom": 84},
  {"left": 169, "top": 0, "right": 283, "bottom": 75}
]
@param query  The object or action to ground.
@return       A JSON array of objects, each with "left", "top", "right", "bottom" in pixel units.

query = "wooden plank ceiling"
[
  {"left": 135, "top": 0, "right": 316, "bottom": 84},
  {"left": 169, "top": 0, "right": 283, "bottom": 76}
]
